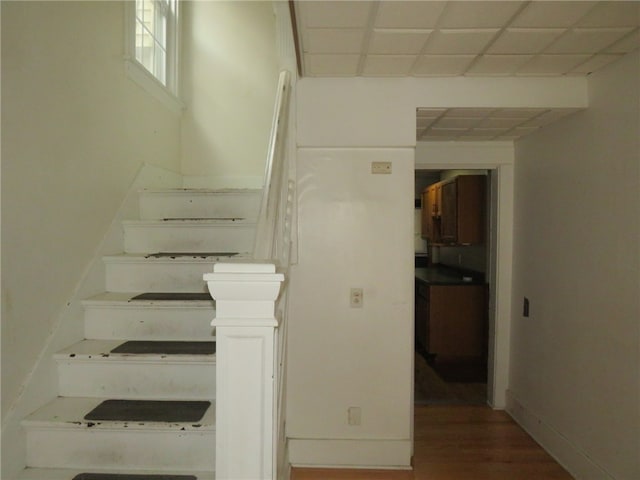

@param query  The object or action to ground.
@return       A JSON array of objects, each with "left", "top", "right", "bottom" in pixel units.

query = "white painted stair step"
[
  {"left": 103, "top": 254, "right": 245, "bottom": 293},
  {"left": 82, "top": 292, "right": 216, "bottom": 341},
  {"left": 139, "top": 188, "right": 261, "bottom": 221},
  {"left": 17, "top": 467, "right": 215, "bottom": 480},
  {"left": 123, "top": 219, "right": 256, "bottom": 254},
  {"left": 23, "top": 397, "right": 215, "bottom": 471},
  {"left": 55, "top": 340, "right": 216, "bottom": 400}
]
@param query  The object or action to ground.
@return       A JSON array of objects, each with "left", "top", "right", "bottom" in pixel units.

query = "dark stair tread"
[
  {"left": 129, "top": 293, "right": 212, "bottom": 301},
  {"left": 145, "top": 252, "right": 238, "bottom": 258},
  {"left": 111, "top": 341, "right": 215, "bottom": 355},
  {"left": 84, "top": 399, "right": 211, "bottom": 423},
  {"left": 73, "top": 475, "right": 197, "bottom": 480}
]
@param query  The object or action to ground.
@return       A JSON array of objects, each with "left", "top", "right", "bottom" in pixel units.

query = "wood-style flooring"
[{"left": 291, "top": 405, "right": 575, "bottom": 480}]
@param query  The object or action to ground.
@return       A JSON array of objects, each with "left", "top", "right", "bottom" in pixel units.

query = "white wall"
[
  {"left": 287, "top": 148, "right": 414, "bottom": 467},
  {"left": 1, "top": 1, "right": 181, "bottom": 475},
  {"left": 509, "top": 51, "right": 640, "bottom": 480},
  {"left": 180, "top": 0, "right": 279, "bottom": 188}
]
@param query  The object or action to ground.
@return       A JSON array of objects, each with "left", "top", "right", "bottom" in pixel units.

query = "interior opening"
[{"left": 414, "top": 168, "right": 493, "bottom": 406}]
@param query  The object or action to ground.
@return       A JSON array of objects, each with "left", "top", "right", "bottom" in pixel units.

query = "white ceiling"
[
  {"left": 294, "top": 1, "right": 640, "bottom": 77},
  {"left": 293, "top": 1, "right": 639, "bottom": 141}
]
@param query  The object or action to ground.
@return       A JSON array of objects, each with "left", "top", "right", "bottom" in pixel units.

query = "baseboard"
[
  {"left": 288, "top": 438, "right": 412, "bottom": 469},
  {"left": 182, "top": 175, "right": 263, "bottom": 189},
  {"left": 506, "top": 390, "right": 615, "bottom": 480},
  {"left": 0, "top": 163, "right": 182, "bottom": 480}
]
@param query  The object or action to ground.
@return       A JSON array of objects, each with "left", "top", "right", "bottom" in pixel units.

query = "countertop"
[{"left": 415, "top": 266, "right": 485, "bottom": 286}]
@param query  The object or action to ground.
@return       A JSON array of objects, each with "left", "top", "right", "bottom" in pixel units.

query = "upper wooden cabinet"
[{"left": 421, "top": 175, "right": 486, "bottom": 245}]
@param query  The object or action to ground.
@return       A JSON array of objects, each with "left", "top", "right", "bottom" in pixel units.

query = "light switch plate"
[{"left": 371, "top": 161, "right": 392, "bottom": 174}]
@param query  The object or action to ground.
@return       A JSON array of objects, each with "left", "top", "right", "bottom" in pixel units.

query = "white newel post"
[{"left": 204, "top": 262, "right": 284, "bottom": 480}]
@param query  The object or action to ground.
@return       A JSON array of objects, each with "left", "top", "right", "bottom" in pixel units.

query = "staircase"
[{"left": 18, "top": 188, "right": 262, "bottom": 480}]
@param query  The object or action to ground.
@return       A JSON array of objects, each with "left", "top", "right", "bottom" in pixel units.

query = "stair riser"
[
  {"left": 140, "top": 191, "right": 261, "bottom": 221},
  {"left": 84, "top": 306, "right": 215, "bottom": 341},
  {"left": 26, "top": 428, "right": 215, "bottom": 470},
  {"left": 123, "top": 224, "right": 255, "bottom": 254},
  {"left": 105, "top": 261, "right": 215, "bottom": 293},
  {"left": 57, "top": 362, "right": 215, "bottom": 399}
]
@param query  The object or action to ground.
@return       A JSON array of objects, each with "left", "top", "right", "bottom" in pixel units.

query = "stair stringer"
[{"left": 1, "top": 163, "right": 183, "bottom": 480}]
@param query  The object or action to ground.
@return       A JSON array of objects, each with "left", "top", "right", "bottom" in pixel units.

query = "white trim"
[
  {"left": 288, "top": 439, "right": 412, "bottom": 468},
  {"left": 123, "top": 1, "right": 184, "bottom": 114},
  {"left": 506, "top": 390, "right": 616, "bottom": 480},
  {"left": 414, "top": 144, "right": 515, "bottom": 409},
  {"left": 125, "top": 59, "right": 184, "bottom": 114}
]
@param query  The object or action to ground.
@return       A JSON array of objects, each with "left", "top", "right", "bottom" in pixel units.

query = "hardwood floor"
[{"left": 291, "top": 405, "right": 575, "bottom": 480}]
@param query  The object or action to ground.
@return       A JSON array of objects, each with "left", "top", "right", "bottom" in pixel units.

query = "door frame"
[{"left": 414, "top": 141, "right": 514, "bottom": 408}]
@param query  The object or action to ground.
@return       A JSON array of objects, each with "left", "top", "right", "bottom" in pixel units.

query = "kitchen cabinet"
[
  {"left": 416, "top": 281, "right": 487, "bottom": 361},
  {"left": 421, "top": 175, "right": 485, "bottom": 245}
]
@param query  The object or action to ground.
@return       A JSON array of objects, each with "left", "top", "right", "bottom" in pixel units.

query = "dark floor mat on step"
[
  {"left": 84, "top": 399, "right": 211, "bottom": 423},
  {"left": 130, "top": 292, "right": 212, "bottom": 301},
  {"left": 73, "top": 475, "right": 197, "bottom": 480},
  {"left": 111, "top": 341, "right": 216, "bottom": 355},
  {"left": 145, "top": 251, "right": 238, "bottom": 258}
]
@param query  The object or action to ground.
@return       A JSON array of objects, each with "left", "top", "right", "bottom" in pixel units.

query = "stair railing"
[{"left": 204, "top": 69, "right": 294, "bottom": 480}]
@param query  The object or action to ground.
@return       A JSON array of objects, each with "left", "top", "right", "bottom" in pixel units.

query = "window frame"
[{"left": 124, "top": 0, "right": 184, "bottom": 113}]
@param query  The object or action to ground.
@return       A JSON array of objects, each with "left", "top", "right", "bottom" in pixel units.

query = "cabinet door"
[
  {"left": 456, "top": 175, "right": 486, "bottom": 244},
  {"left": 440, "top": 180, "right": 457, "bottom": 243},
  {"left": 421, "top": 190, "right": 429, "bottom": 240},
  {"left": 429, "top": 285, "right": 486, "bottom": 359}
]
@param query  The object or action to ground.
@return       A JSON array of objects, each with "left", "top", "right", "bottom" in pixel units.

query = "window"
[{"left": 125, "top": 0, "right": 183, "bottom": 112}]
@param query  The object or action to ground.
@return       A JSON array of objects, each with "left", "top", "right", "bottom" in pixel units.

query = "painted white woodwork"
[
  {"left": 23, "top": 397, "right": 215, "bottom": 471},
  {"left": 254, "top": 70, "right": 292, "bottom": 260},
  {"left": 122, "top": 219, "right": 256, "bottom": 254},
  {"left": 82, "top": 292, "right": 215, "bottom": 341},
  {"left": 205, "top": 263, "right": 284, "bottom": 480},
  {"left": 55, "top": 340, "right": 215, "bottom": 400},
  {"left": 139, "top": 188, "right": 261, "bottom": 221},
  {"left": 103, "top": 254, "right": 234, "bottom": 293},
  {"left": 17, "top": 468, "right": 214, "bottom": 480}
]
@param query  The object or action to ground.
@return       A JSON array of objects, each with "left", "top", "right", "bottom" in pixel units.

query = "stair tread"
[
  {"left": 122, "top": 219, "right": 256, "bottom": 226},
  {"left": 82, "top": 292, "right": 215, "bottom": 307},
  {"left": 22, "top": 397, "right": 215, "bottom": 430},
  {"left": 103, "top": 253, "right": 248, "bottom": 263},
  {"left": 140, "top": 188, "right": 260, "bottom": 194},
  {"left": 55, "top": 340, "right": 216, "bottom": 361},
  {"left": 17, "top": 468, "right": 215, "bottom": 480}
]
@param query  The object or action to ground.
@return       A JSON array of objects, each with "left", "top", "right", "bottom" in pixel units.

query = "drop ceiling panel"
[
  {"left": 606, "top": 30, "right": 640, "bottom": 53},
  {"left": 374, "top": 1, "right": 447, "bottom": 29},
  {"left": 362, "top": 55, "right": 416, "bottom": 76},
  {"left": 545, "top": 27, "right": 634, "bottom": 54},
  {"left": 437, "top": 1, "right": 525, "bottom": 28},
  {"left": 300, "top": 1, "right": 373, "bottom": 28},
  {"left": 516, "top": 54, "right": 591, "bottom": 75},
  {"left": 304, "top": 54, "right": 360, "bottom": 76},
  {"left": 423, "top": 29, "right": 499, "bottom": 55},
  {"left": 511, "top": 1, "right": 597, "bottom": 28},
  {"left": 576, "top": 2, "right": 640, "bottom": 27},
  {"left": 305, "top": 29, "right": 365, "bottom": 54},
  {"left": 413, "top": 55, "right": 475, "bottom": 76},
  {"left": 369, "top": 29, "right": 432, "bottom": 55},
  {"left": 466, "top": 55, "right": 534, "bottom": 75},
  {"left": 488, "top": 28, "right": 565, "bottom": 54}
]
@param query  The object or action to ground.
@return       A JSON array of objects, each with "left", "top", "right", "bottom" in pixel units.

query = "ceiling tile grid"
[
  {"left": 416, "top": 107, "right": 582, "bottom": 141},
  {"left": 296, "top": 0, "right": 640, "bottom": 78}
]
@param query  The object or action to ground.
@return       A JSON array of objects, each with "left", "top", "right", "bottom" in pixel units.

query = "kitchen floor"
[{"left": 414, "top": 352, "right": 487, "bottom": 405}]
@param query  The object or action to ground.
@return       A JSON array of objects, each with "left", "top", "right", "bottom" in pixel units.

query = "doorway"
[
  {"left": 412, "top": 142, "right": 514, "bottom": 409},
  {"left": 414, "top": 169, "right": 491, "bottom": 405}
]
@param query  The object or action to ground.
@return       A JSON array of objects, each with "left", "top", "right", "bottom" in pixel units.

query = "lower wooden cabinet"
[{"left": 416, "top": 283, "right": 487, "bottom": 360}]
